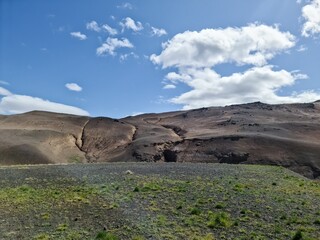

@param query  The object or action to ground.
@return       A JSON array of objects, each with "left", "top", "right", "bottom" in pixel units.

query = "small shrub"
[
  {"left": 215, "top": 203, "right": 224, "bottom": 209},
  {"left": 254, "top": 213, "right": 261, "bottom": 218},
  {"left": 69, "top": 155, "right": 82, "bottom": 163},
  {"left": 95, "top": 231, "right": 119, "bottom": 240},
  {"left": 141, "top": 182, "right": 162, "bottom": 192},
  {"left": 197, "top": 233, "right": 215, "bottom": 240},
  {"left": 157, "top": 215, "right": 167, "bottom": 225},
  {"left": 132, "top": 236, "right": 145, "bottom": 240},
  {"left": 291, "top": 230, "right": 303, "bottom": 240},
  {"left": 240, "top": 209, "right": 247, "bottom": 214},
  {"left": 56, "top": 223, "right": 68, "bottom": 232},
  {"left": 34, "top": 234, "right": 50, "bottom": 240},
  {"left": 176, "top": 205, "right": 183, "bottom": 210},
  {"left": 207, "top": 212, "right": 232, "bottom": 228},
  {"left": 314, "top": 219, "right": 320, "bottom": 225},
  {"left": 280, "top": 215, "right": 287, "bottom": 220},
  {"left": 190, "top": 207, "right": 201, "bottom": 215}
]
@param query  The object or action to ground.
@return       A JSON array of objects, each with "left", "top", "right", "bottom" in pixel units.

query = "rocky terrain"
[{"left": 0, "top": 101, "right": 320, "bottom": 179}]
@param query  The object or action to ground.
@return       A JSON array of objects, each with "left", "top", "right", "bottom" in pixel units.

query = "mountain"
[{"left": 0, "top": 101, "right": 320, "bottom": 179}]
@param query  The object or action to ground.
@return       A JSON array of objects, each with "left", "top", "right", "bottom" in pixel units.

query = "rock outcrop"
[{"left": 1, "top": 101, "right": 320, "bottom": 179}]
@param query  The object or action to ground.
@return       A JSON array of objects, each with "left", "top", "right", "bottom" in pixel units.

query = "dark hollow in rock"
[
  {"left": 162, "top": 124, "right": 187, "bottom": 136},
  {"left": 163, "top": 150, "right": 177, "bottom": 162},
  {"left": 222, "top": 136, "right": 244, "bottom": 141},
  {"left": 153, "top": 154, "right": 162, "bottom": 161},
  {"left": 215, "top": 152, "right": 249, "bottom": 164}
]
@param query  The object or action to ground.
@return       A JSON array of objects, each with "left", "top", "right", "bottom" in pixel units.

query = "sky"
[{"left": 0, "top": 0, "right": 320, "bottom": 118}]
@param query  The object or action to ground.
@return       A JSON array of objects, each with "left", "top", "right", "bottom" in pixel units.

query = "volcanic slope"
[{"left": 0, "top": 101, "right": 320, "bottom": 179}]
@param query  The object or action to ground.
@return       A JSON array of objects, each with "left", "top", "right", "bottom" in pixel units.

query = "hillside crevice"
[{"left": 73, "top": 119, "right": 91, "bottom": 157}]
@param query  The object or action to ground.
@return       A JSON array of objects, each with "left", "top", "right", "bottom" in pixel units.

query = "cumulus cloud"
[
  {"left": 86, "top": 21, "right": 101, "bottom": 32},
  {"left": 151, "top": 24, "right": 320, "bottom": 109},
  {"left": 117, "top": 2, "right": 133, "bottom": 9},
  {"left": 151, "top": 24, "right": 295, "bottom": 68},
  {"left": 169, "top": 66, "right": 316, "bottom": 109},
  {"left": 102, "top": 24, "right": 118, "bottom": 35},
  {"left": 163, "top": 84, "right": 176, "bottom": 90},
  {"left": 151, "top": 27, "right": 167, "bottom": 37},
  {"left": 0, "top": 87, "right": 89, "bottom": 115},
  {"left": 120, "top": 17, "right": 143, "bottom": 32},
  {"left": 301, "top": 0, "right": 320, "bottom": 37},
  {"left": 96, "top": 37, "right": 133, "bottom": 56},
  {"left": 70, "top": 32, "right": 87, "bottom": 40},
  {"left": 65, "top": 83, "right": 82, "bottom": 92}
]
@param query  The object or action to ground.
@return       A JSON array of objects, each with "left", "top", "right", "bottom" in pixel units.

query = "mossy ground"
[{"left": 0, "top": 163, "right": 319, "bottom": 239}]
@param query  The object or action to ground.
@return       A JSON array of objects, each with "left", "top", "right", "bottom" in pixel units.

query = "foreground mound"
[
  {"left": 0, "top": 163, "right": 319, "bottom": 239},
  {"left": 0, "top": 101, "right": 320, "bottom": 179}
]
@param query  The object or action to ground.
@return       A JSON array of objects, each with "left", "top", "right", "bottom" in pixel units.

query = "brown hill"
[{"left": 0, "top": 101, "right": 320, "bottom": 179}]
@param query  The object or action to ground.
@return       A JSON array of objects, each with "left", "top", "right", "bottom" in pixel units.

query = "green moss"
[
  {"left": 33, "top": 234, "right": 50, "bottom": 240},
  {"left": 69, "top": 155, "right": 82, "bottom": 163},
  {"left": 56, "top": 223, "right": 68, "bottom": 232}
]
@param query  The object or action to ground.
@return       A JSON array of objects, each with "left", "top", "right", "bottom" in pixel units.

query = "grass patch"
[
  {"left": 0, "top": 163, "right": 319, "bottom": 239},
  {"left": 95, "top": 231, "right": 119, "bottom": 240},
  {"left": 207, "top": 211, "right": 232, "bottom": 228}
]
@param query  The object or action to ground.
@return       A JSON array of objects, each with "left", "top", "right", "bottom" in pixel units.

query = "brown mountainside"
[{"left": 0, "top": 101, "right": 320, "bottom": 179}]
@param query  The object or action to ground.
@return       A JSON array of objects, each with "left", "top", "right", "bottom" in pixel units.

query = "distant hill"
[{"left": 1, "top": 101, "right": 320, "bottom": 179}]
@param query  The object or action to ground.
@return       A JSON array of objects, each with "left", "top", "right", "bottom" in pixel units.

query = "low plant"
[{"left": 95, "top": 231, "right": 119, "bottom": 240}]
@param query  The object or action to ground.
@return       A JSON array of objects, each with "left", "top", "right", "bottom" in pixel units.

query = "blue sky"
[{"left": 0, "top": 0, "right": 320, "bottom": 117}]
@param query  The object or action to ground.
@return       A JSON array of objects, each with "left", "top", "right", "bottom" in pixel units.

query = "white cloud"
[
  {"left": 86, "top": 21, "right": 101, "bottom": 32},
  {"left": 169, "top": 66, "right": 318, "bottom": 109},
  {"left": 301, "top": 0, "right": 320, "bottom": 37},
  {"left": 96, "top": 37, "right": 133, "bottom": 56},
  {"left": 102, "top": 24, "right": 118, "bottom": 35},
  {"left": 151, "top": 27, "right": 167, "bottom": 37},
  {"left": 70, "top": 32, "right": 87, "bottom": 40},
  {"left": 297, "top": 0, "right": 303, "bottom": 4},
  {"left": 163, "top": 84, "right": 176, "bottom": 90},
  {"left": 0, "top": 87, "right": 88, "bottom": 116},
  {"left": 0, "top": 81, "right": 9, "bottom": 85},
  {"left": 117, "top": 2, "right": 133, "bottom": 9},
  {"left": 0, "top": 87, "right": 12, "bottom": 96},
  {"left": 165, "top": 72, "right": 192, "bottom": 83},
  {"left": 151, "top": 24, "right": 320, "bottom": 109},
  {"left": 151, "top": 24, "right": 295, "bottom": 68},
  {"left": 297, "top": 45, "right": 308, "bottom": 52},
  {"left": 120, "top": 17, "right": 143, "bottom": 32},
  {"left": 65, "top": 83, "right": 82, "bottom": 92},
  {"left": 119, "top": 52, "right": 139, "bottom": 62}
]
